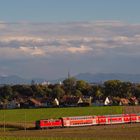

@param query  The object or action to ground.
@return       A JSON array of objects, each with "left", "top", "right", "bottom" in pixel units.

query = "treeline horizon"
[{"left": 0, "top": 77, "right": 140, "bottom": 102}]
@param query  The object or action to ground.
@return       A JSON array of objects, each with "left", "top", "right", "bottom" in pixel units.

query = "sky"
[
  {"left": 0, "top": 0, "right": 140, "bottom": 23},
  {"left": 0, "top": 0, "right": 140, "bottom": 80}
]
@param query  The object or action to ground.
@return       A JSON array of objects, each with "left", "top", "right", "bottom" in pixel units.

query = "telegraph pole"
[
  {"left": 24, "top": 111, "right": 27, "bottom": 132},
  {"left": 3, "top": 109, "right": 6, "bottom": 132}
]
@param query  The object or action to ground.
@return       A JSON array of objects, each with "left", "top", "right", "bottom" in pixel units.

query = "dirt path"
[{"left": 0, "top": 123, "right": 140, "bottom": 139}]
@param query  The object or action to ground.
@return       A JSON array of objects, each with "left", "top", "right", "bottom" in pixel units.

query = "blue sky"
[
  {"left": 0, "top": 0, "right": 140, "bottom": 80},
  {"left": 0, "top": 0, "right": 140, "bottom": 23}
]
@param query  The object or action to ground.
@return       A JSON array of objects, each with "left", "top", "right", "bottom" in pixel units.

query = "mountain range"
[{"left": 1, "top": 73, "right": 140, "bottom": 85}]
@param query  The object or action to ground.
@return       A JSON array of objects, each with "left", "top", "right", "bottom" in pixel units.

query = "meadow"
[
  {"left": 0, "top": 106, "right": 140, "bottom": 140},
  {"left": 0, "top": 106, "right": 123, "bottom": 122}
]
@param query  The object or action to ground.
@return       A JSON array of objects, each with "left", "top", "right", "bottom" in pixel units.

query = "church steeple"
[{"left": 68, "top": 71, "right": 70, "bottom": 79}]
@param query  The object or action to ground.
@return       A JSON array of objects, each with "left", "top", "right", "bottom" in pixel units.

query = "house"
[
  {"left": 104, "top": 97, "right": 112, "bottom": 106},
  {"left": 41, "top": 99, "right": 48, "bottom": 107},
  {"left": 29, "top": 98, "right": 43, "bottom": 108},
  {"left": 52, "top": 98, "right": 59, "bottom": 107},
  {"left": 129, "top": 97, "right": 139, "bottom": 105},
  {"left": 92, "top": 100, "right": 104, "bottom": 106},
  {"left": 78, "top": 96, "right": 92, "bottom": 107},
  {"left": 40, "top": 98, "right": 60, "bottom": 107},
  {"left": 112, "top": 97, "right": 120, "bottom": 105},
  {"left": 0, "top": 99, "right": 21, "bottom": 109},
  {"left": 0, "top": 100, "right": 8, "bottom": 109},
  {"left": 119, "top": 98, "right": 130, "bottom": 106},
  {"left": 61, "top": 96, "right": 81, "bottom": 107},
  {"left": 7, "top": 100, "right": 20, "bottom": 109},
  {"left": 20, "top": 98, "right": 43, "bottom": 108},
  {"left": 77, "top": 97, "right": 83, "bottom": 104}
]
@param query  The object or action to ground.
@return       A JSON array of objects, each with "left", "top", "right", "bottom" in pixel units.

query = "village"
[
  {"left": 0, "top": 95, "right": 139, "bottom": 109},
  {"left": 0, "top": 77, "right": 139, "bottom": 109}
]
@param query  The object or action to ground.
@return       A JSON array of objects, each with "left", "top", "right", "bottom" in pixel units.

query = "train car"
[
  {"left": 136, "top": 114, "right": 140, "bottom": 122},
  {"left": 123, "top": 114, "right": 131, "bottom": 123},
  {"left": 35, "top": 119, "right": 62, "bottom": 129},
  {"left": 128, "top": 113, "right": 140, "bottom": 123},
  {"left": 109, "top": 114, "right": 124, "bottom": 124},
  {"left": 61, "top": 116, "right": 98, "bottom": 127},
  {"left": 97, "top": 115, "right": 108, "bottom": 125},
  {"left": 97, "top": 114, "right": 135, "bottom": 125},
  {"left": 98, "top": 114, "right": 139, "bottom": 125},
  {"left": 35, "top": 113, "right": 140, "bottom": 129}
]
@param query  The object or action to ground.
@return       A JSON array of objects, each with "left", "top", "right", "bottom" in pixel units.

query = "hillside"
[{"left": 1, "top": 73, "right": 140, "bottom": 85}]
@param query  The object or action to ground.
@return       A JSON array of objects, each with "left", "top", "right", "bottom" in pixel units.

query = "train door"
[
  {"left": 92, "top": 116, "right": 98, "bottom": 125},
  {"left": 61, "top": 118, "right": 70, "bottom": 127}
]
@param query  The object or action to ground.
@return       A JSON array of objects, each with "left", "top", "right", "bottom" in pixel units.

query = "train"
[{"left": 35, "top": 113, "right": 140, "bottom": 129}]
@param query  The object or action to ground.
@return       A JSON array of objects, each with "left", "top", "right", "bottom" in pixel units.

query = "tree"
[
  {"left": 13, "top": 85, "right": 34, "bottom": 97},
  {"left": 63, "top": 77, "right": 77, "bottom": 95},
  {"left": 104, "top": 80, "right": 122, "bottom": 97},
  {"left": 76, "top": 80, "right": 87, "bottom": 90},
  {"left": 31, "top": 84, "right": 46, "bottom": 97},
  {"left": 120, "top": 82, "right": 132, "bottom": 98},
  {"left": 104, "top": 80, "right": 133, "bottom": 98},
  {"left": 0, "top": 85, "right": 13, "bottom": 100},
  {"left": 134, "top": 84, "right": 140, "bottom": 98},
  {"left": 51, "top": 85, "right": 65, "bottom": 99},
  {"left": 92, "top": 85, "right": 104, "bottom": 99},
  {"left": 74, "top": 89, "right": 82, "bottom": 97}
]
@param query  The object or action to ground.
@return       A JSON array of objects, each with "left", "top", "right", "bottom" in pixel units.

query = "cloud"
[
  {"left": 93, "top": 20, "right": 126, "bottom": 27},
  {"left": 0, "top": 36, "right": 44, "bottom": 42},
  {"left": 67, "top": 45, "right": 92, "bottom": 53},
  {"left": 19, "top": 46, "right": 46, "bottom": 56},
  {"left": 0, "top": 21, "right": 140, "bottom": 59},
  {"left": 0, "top": 46, "right": 46, "bottom": 60},
  {"left": 1, "top": 21, "right": 140, "bottom": 78}
]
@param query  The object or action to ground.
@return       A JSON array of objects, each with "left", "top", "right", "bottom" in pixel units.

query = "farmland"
[
  {"left": 0, "top": 106, "right": 140, "bottom": 140},
  {"left": 0, "top": 123, "right": 140, "bottom": 140},
  {"left": 0, "top": 106, "right": 123, "bottom": 123}
]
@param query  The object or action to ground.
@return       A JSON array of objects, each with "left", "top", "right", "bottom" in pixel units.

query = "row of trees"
[{"left": 0, "top": 78, "right": 140, "bottom": 101}]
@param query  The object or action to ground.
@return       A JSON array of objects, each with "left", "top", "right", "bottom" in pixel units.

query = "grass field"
[
  {"left": 0, "top": 106, "right": 139, "bottom": 140},
  {"left": 0, "top": 106, "right": 123, "bottom": 122}
]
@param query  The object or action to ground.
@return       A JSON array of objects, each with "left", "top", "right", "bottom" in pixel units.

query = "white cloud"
[
  {"left": 0, "top": 46, "right": 46, "bottom": 59},
  {"left": 0, "top": 21, "right": 140, "bottom": 59},
  {"left": 67, "top": 45, "right": 92, "bottom": 53},
  {"left": 19, "top": 46, "right": 46, "bottom": 56},
  {"left": 2, "top": 21, "right": 140, "bottom": 78},
  {"left": 0, "top": 36, "right": 44, "bottom": 42},
  {"left": 93, "top": 20, "right": 126, "bottom": 26}
]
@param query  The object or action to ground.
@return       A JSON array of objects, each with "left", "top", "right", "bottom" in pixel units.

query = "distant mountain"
[
  {"left": 1, "top": 73, "right": 140, "bottom": 85},
  {"left": 0, "top": 75, "right": 48, "bottom": 85},
  {"left": 0, "top": 75, "right": 29, "bottom": 85},
  {"left": 75, "top": 73, "right": 140, "bottom": 83},
  {"left": 0, "top": 75, "right": 59, "bottom": 85}
]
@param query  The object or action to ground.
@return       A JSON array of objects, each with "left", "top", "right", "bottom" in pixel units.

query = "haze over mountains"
[{"left": 0, "top": 73, "right": 140, "bottom": 85}]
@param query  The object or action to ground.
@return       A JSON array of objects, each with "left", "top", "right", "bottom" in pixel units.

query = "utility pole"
[
  {"left": 24, "top": 112, "right": 27, "bottom": 132},
  {"left": 3, "top": 109, "right": 5, "bottom": 132}
]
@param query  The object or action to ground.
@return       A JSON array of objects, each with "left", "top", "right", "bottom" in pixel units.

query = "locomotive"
[{"left": 35, "top": 113, "right": 140, "bottom": 129}]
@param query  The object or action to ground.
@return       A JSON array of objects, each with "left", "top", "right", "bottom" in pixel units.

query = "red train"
[{"left": 35, "top": 114, "right": 140, "bottom": 129}]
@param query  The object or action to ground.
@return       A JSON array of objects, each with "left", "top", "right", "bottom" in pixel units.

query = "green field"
[
  {"left": 0, "top": 106, "right": 139, "bottom": 140},
  {"left": 0, "top": 106, "right": 123, "bottom": 122}
]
